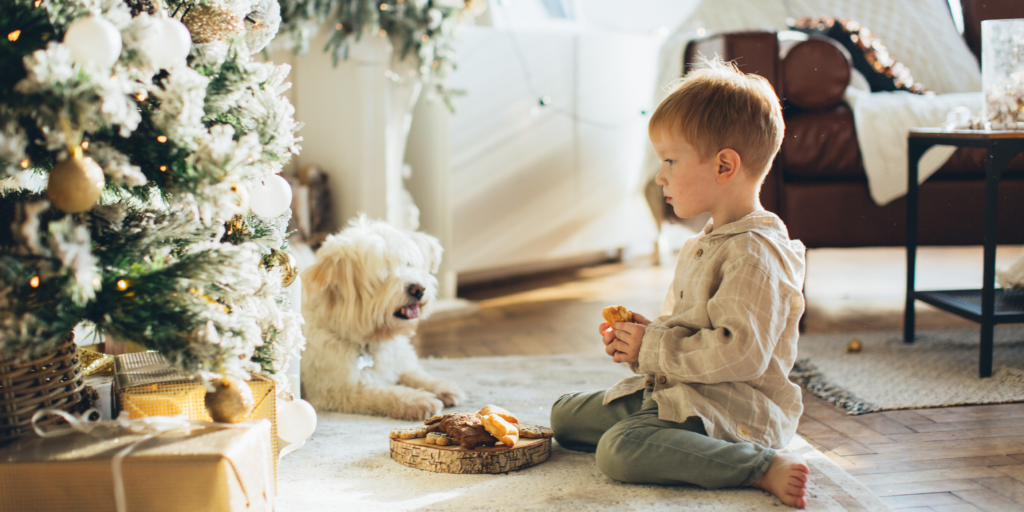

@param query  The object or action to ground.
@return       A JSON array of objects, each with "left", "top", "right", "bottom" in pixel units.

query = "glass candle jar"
[{"left": 982, "top": 19, "right": 1024, "bottom": 130}]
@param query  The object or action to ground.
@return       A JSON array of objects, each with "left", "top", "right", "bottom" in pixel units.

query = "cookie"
[
  {"left": 478, "top": 405, "right": 518, "bottom": 424},
  {"left": 425, "top": 432, "right": 456, "bottom": 446},
  {"left": 389, "top": 425, "right": 428, "bottom": 439},
  {"left": 424, "top": 414, "right": 446, "bottom": 425},
  {"left": 518, "top": 424, "right": 554, "bottom": 439},
  {"left": 481, "top": 413, "right": 519, "bottom": 447},
  {"left": 602, "top": 305, "right": 633, "bottom": 326}
]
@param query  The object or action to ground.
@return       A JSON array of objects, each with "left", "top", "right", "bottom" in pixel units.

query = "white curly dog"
[{"left": 300, "top": 216, "right": 465, "bottom": 420}]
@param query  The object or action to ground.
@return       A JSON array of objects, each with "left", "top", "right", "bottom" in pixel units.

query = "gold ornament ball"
[
  {"left": 182, "top": 4, "right": 245, "bottom": 44},
  {"left": 47, "top": 147, "right": 105, "bottom": 213},
  {"left": 846, "top": 338, "right": 863, "bottom": 353},
  {"left": 261, "top": 248, "right": 298, "bottom": 288},
  {"left": 205, "top": 376, "right": 255, "bottom": 423}
]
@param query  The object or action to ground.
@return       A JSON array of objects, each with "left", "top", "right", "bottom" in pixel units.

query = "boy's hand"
[
  {"left": 606, "top": 322, "right": 644, "bottom": 363},
  {"left": 599, "top": 312, "right": 651, "bottom": 363}
]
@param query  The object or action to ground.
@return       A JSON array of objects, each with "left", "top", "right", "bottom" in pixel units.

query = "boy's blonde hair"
[{"left": 649, "top": 58, "right": 784, "bottom": 179}]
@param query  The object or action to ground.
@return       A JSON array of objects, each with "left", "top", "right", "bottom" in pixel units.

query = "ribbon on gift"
[{"left": 31, "top": 408, "right": 273, "bottom": 512}]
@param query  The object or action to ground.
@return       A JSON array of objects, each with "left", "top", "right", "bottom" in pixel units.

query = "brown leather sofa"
[{"left": 655, "top": 0, "right": 1024, "bottom": 248}]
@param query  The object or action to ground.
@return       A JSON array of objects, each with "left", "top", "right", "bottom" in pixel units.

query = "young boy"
[{"left": 550, "top": 59, "right": 809, "bottom": 509}]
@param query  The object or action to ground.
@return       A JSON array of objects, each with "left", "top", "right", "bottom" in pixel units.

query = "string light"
[
  {"left": 29, "top": 276, "right": 39, "bottom": 288},
  {"left": 136, "top": 92, "right": 147, "bottom": 101},
  {"left": 421, "top": 34, "right": 429, "bottom": 42},
  {"left": 92, "top": 277, "right": 101, "bottom": 287},
  {"left": 379, "top": 29, "right": 387, "bottom": 36},
  {"left": 7, "top": 30, "right": 21, "bottom": 42},
  {"left": 116, "top": 279, "right": 128, "bottom": 291},
  {"left": 80, "top": 141, "right": 89, "bottom": 149},
  {"left": 19, "top": 159, "right": 29, "bottom": 169},
  {"left": 33, "top": 0, "right": 41, "bottom": 7},
  {"left": 159, "top": 165, "right": 167, "bottom": 172},
  {"left": 380, "top": 3, "right": 388, "bottom": 10},
  {"left": 336, "top": 23, "right": 343, "bottom": 30},
  {"left": 157, "top": 135, "right": 167, "bottom": 143}
]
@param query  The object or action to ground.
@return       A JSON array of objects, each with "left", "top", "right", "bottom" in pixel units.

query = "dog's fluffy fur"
[{"left": 300, "top": 216, "right": 465, "bottom": 420}]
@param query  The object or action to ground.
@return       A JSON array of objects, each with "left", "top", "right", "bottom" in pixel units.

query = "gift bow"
[{"left": 31, "top": 408, "right": 272, "bottom": 512}]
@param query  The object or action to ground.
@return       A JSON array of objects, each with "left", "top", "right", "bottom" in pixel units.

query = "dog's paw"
[
  {"left": 433, "top": 381, "right": 466, "bottom": 408},
  {"left": 397, "top": 394, "right": 444, "bottom": 421}
]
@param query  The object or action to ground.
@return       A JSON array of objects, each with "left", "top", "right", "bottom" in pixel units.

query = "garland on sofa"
[{"left": 789, "top": 16, "right": 927, "bottom": 95}]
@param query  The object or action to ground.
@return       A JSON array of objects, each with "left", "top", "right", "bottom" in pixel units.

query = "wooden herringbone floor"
[{"left": 413, "top": 246, "right": 1024, "bottom": 511}]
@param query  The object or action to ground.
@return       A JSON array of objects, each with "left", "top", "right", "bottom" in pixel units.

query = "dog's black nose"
[{"left": 407, "top": 284, "right": 425, "bottom": 301}]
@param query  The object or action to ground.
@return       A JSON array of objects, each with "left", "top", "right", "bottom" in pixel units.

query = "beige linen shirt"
[{"left": 603, "top": 210, "right": 806, "bottom": 450}]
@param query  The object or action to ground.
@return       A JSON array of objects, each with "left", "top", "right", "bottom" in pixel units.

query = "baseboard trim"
[{"left": 457, "top": 250, "right": 621, "bottom": 288}]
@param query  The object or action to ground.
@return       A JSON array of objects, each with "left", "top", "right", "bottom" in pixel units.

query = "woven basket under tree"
[{"left": 0, "top": 333, "right": 89, "bottom": 442}]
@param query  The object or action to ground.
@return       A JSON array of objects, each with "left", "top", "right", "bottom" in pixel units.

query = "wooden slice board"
[{"left": 390, "top": 435, "right": 551, "bottom": 474}]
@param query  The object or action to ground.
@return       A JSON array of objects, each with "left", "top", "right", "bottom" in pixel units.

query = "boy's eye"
[{"left": 665, "top": 159, "right": 675, "bottom": 165}]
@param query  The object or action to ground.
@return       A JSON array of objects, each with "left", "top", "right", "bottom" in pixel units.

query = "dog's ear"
[
  {"left": 301, "top": 255, "right": 351, "bottom": 317},
  {"left": 410, "top": 232, "right": 443, "bottom": 274}
]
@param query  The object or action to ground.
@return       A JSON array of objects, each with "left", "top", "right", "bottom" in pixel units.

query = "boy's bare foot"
[{"left": 752, "top": 452, "right": 810, "bottom": 509}]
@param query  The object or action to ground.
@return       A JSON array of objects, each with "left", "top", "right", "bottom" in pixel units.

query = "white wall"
[{"left": 409, "top": 0, "right": 701, "bottom": 275}]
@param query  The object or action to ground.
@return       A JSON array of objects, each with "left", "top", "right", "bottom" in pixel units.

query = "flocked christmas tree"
[{"left": 0, "top": 0, "right": 304, "bottom": 388}]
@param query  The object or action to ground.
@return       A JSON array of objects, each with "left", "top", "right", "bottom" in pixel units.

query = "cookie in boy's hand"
[{"left": 602, "top": 305, "right": 633, "bottom": 326}]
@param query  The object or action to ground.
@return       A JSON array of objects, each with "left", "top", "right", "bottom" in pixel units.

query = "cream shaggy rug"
[
  {"left": 277, "top": 355, "right": 889, "bottom": 511},
  {"left": 792, "top": 326, "right": 1024, "bottom": 415}
]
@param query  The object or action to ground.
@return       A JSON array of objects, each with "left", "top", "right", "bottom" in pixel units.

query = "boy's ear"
[{"left": 715, "top": 148, "right": 742, "bottom": 184}]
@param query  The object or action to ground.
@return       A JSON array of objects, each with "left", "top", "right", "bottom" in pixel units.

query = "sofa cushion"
[
  {"left": 790, "top": 16, "right": 926, "bottom": 94},
  {"left": 781, "top": 104, "right": 862, "bottom": 180},
  {"left": 781, "top": 35, "right": 850, "bottom": 111}
]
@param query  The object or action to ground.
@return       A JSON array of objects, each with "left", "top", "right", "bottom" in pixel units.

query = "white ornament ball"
[
  {"left": 64, "top": 15, "right": 122, "bottom": 69},
  {"left": 249, "top": 174, "right": 293, "bottom": 218},
  {"left": 148, "top": 17, "right": 192, "bottom": 69},
  {"left": 277, "top": 398, "right": 317, "bottom": 443}
]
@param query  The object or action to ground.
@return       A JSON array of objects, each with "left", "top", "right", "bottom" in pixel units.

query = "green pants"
[{"left": 551, "top": 389, "right": 775, "bottom": 489}]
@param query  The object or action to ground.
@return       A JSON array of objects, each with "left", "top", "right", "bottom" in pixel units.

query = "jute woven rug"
[
  {"left": 792, "top": 326, "right": 1024, "bottom": 415},
  {"left": 277, "top": 355, "right": 889, "bottom": 511}
]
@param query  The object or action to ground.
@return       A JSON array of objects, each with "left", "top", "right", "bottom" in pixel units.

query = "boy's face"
[{"left": 651, "top": 129, "right": 719, "bottom": 219}]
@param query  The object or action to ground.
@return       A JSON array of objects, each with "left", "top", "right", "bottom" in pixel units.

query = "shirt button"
[
  {"left": 696, "top": 248, "right": 703, "bottom": 257},
  {"left": 657, "top": 375, "right": 667, "bottom": 384}
]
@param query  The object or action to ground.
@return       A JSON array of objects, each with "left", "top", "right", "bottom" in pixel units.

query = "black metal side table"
[{"left": 904, "top": 128, "right": 1024, "bottom": 378}]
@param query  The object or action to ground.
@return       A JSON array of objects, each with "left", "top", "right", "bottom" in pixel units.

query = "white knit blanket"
[
  {"left": 844, "top": 87, "right": 981, "bottom": 205},
  {"left": 645, "top": 0, "right": 982, "bottom": 206}
]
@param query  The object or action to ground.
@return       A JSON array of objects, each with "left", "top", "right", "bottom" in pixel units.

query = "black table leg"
[
  {"left": 979, "top": 141, "right": 1015, "bottom": 378},
  {"left": 905, "top": 142, "right": 926, "bottom": 344}
]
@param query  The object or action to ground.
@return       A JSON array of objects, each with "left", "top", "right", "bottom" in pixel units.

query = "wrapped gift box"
[
  {"left": 112, "top": 352, "right": 278, "bottom": 486},
  {"left": 0, "top": 419, "right": 273, "bottom": 512}
]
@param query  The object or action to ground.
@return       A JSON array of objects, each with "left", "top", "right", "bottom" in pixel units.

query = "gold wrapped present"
[
  {"left": 112, "top": 352, "right": 278, "bottom": 487},
  {"left": 0, "top": 415, "right": 273, "bottom": 512}
]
